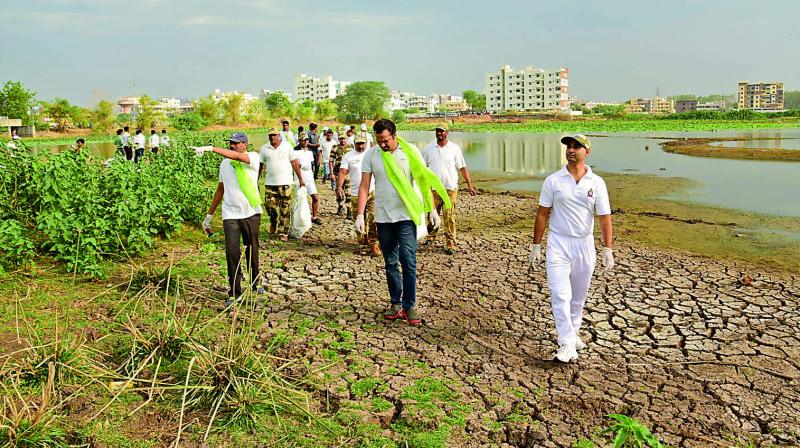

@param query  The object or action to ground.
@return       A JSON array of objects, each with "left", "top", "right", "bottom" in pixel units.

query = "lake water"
[{"left": 32, "top": 128, "right": 800, "bottom": 217}]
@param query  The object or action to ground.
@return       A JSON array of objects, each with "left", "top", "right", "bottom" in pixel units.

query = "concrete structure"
[
  {"left": 294, "top": 74, "right": 351, "bottom": 102},
  {"left": 434, "top": 94, "right": 468, "bottom": 112},
  {"left": 625, "top": 97, "right": 675, "bottom": 114},
  {"left": 738, "top": 81, "right": 784, "bottom": 111},
  {"left": 486, "top": 65, "right": 569, "bottom": 113},
  {"left": 675, "top": 100, "right": 698, "bottom": 113},
  {"left": 259, "top": 89, "right": 292, "bottom": 101},
  {"left": 697, "top": 101, "right": 727, "bottom": 111}
]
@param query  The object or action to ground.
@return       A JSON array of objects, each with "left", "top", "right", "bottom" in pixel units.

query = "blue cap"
[{"left": 227, "top": 132, "right": 248, "bottom": 143}]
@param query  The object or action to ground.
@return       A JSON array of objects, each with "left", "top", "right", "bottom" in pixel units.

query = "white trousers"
[{"left": 546, "top": 232, "right": 596, "bottom": 346}]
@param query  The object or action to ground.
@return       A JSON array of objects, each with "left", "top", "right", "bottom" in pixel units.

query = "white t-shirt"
[
  {"left": 341, "top": 149, "right": 374, "bottom": 195},
  {"left": 133, "top": 134, "right": 145, "bottom": 149},
  {"left": 538, "top": 165, "right": 611, "bottom": 238},
  {"left": 259, "top": 141, "right": 297, "bottom": 186},
  {"left": 148, "top": 134, "right": 160, "bottom": 147},
  {"left": 422, "top": 141, "right": 467, "bottom": 190},
  {"left": 346, "top": 134, "right": 355, "bottom": 147},
  {"left": 294, "top": 149, "right": 317, "bottom": 193},
  {"left": 121, "top": 132, "right": 130, "bottom": 146},
  {"left": 320, "top": 138, "right": 336, "bottom": 162},
  {"left": 361, "top": 144, "right": 421, "bottom": 223},
  {"left": 280, "top": 130, "right": 296, "bottom": 146},
  {"left": 160, "top": 135, "right": 170, "bottom": 147},
  {"left": 218, "top": 152, "right": 263, "bottom": 220}
]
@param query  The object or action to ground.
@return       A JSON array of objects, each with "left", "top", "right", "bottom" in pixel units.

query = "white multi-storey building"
[
  {"left": 294, "top": 74, "right": 351, "bottom": 102},
  {"left": 486, "top": 65, "right": 569, "bottom": 113}
]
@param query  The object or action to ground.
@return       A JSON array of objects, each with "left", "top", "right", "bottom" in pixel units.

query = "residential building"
[
  {"left": 675, "top": 100, "right": 698, "bottom": 113},
  {"left": 259, "top": 89, "right": 291, "bottom": 101},
  {"left": 738, "top": 81, "right": 784, "bottom": 111},
  {"left": 625, "top": 97, "right": 674, "bottom": 114},
  {"left": 697, "top": 101, "right": 727, "bottom": 111},
  {"left": 294, "top": 74, "right": 351, "bottom": 102},
  {"left": 434, "top": 94, "right": 468, "bottom": 112},
  {"left": 486, "top": 65, "right": 569, "bottom": 113}
]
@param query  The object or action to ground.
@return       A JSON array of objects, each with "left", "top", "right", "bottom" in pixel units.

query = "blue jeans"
[{"left": 376, "top": 220, "right": 417, "bottom": 309}]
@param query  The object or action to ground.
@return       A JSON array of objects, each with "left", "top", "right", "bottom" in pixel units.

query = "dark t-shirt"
[{"left": 307, "top": 131, "right": 320, "bottom": 153}]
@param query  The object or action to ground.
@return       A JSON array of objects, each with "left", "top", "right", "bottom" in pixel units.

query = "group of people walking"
[
  {"left": 195, "top": 119, "right": 614, "bottom": 363},
  {"left": 114, "top": 126, "right": 170, "bottom": 162}
]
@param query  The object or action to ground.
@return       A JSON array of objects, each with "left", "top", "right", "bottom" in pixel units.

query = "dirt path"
[{"left": 221, "top": 183, "right": 799, "bottom": 447}]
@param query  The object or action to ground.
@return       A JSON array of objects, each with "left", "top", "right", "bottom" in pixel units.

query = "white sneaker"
[
  {"left": 575, "top": 337, "right": 587, "bottom": 352},
  {"left": 554, "top": 343, "right": 578, "bottom": 363}
]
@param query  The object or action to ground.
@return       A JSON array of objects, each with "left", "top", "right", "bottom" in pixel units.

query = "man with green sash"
[
  {"left": 280, "top": 120, "right": 297, "bottom": 147},
  {"left": 194, "top": 132, "right": 266, "bottom": 306},
  {"left": 356, "top": 119, "right": 451, "bottom": 326}
]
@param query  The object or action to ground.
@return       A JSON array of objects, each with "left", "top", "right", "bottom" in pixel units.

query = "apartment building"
[
  {"left": 486, "top": 65, "right": 569, "bottom": 113},
  {"left": 294, "top": 74, "right": 351, "bottom": 102},
  {"left": 738, "top": 81, "right": 784, "bottom": 111},
  {"left": 625, "top": 97, "right": 674, "bottom": 114}
]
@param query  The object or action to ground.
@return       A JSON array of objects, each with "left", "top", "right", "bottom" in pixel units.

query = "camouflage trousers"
[
  {"left": 264, "top": 185, "right": 292, "bottom": 235},
  {"left": 427, "top": 188, "right": 458, "bottom": 248},
  {"left": 338, "top": 178, "right": 350, "bottom": 213},
  {"left": 351, "top": 192, "right": 377, "bottom": 246}
]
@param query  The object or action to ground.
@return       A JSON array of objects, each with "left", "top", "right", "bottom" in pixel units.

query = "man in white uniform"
[
  {"left": 529, "top": 134, "right": 614, "bottom": 363},
  {"left": 294, "top": 133, "right": 322, "bottom": 225},
  {"left": 339, "top": 135, "right": 380, "bottom": 256},
  {"left": 259, "top": 128, "right": 304, "bottom": 242},
  {"left": 148, "top": 130, "right": 160, "bottom": 155},
  {"left": 320, "top": 128, "right": 337, "bottom": 186},
  {"left": 133, "top": 129, "right": 146, "bottom": 163},
  {"left": 422, "top": 122, "right": 476, "bottom": 254},
  {"left": 160, "top": 130, "right": 170, "bottom": 150},
  {"left": 195, "top": 132, "right": 267, "bottom": 306},
  {"left": 280, "top": 120, "right": 297, "bottom": 147}
]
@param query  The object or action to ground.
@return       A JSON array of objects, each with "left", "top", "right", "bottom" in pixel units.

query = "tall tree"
[
  {"left": 294, "top": 99, "right": 315, "bottom": 121},
  {"left": 0, "top": 81, "right": 37, "bottom": 125},
  {"left": 264, "top": 92, "right": 293, "bottom": 118},
  {"left": 135, "top": 95, "right": 165, "bottom": 131},
  {"left": 43, "top": 98, "right": 77, "bottom": 132},
  {"left": 782, "top": 91, "right": 800, "bottom": 109},
  {"left": 221, "top": 93, "right": 244, "bottom": 125},
  {"left": 334, "top": 81, "right": 390, "bottom": 122},
  {"left": 193, "top": 94, "right": 220, "bottom": 125},
  {"left": 92, "top": 100, "right": 116, "bottom": 134},
  {"left": 314, "top": 99, "right": 338, "bottom": 121},
  {"left": 463, "top": 90, "right": 486, "bottom": 111}
]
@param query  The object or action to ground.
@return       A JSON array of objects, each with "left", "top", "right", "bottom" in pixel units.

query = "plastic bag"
[
  {"left": 289, "top": 186, "right": 312, "bottom": 239},
  {"left": 416, "top": 213, "right": 428, "bottom": 242}
]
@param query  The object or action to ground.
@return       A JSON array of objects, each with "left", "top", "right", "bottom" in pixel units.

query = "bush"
[
  {"left": 170, "top": 112, "right": 209, "bottom": 131},
  {"left": 391, "top": 110, "right": 407, "bottom": 123}
]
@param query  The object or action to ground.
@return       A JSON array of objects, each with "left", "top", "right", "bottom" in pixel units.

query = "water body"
[
  {"left": 399, "top": 129, "right": 800, "bottom": 217},
  {"left": 32, "top": 128, "right": 800, "bottom": 217}
]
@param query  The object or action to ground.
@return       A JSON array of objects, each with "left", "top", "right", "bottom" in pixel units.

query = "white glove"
[
  {"left": 192, "top": 146, "right": 213, "bottom": 156},
  {"left": 202, "top": 214, "right": 213, "bottom": 230},
  {"left": 429, "top": 208, "right": 441, "bottom": 230},
  {"left": 354, "top": 214, "right": 365, "bottom": 234},
  {"left": 601, "top": 247, "right": 614, "bottom": 272},
  {"left": 528, "top": 244, "right": 542, "bottom": 269}
]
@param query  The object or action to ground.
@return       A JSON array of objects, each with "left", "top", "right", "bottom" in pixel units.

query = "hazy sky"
[{"left": 3, "top": 0, "right": 798, "bottom": 106}]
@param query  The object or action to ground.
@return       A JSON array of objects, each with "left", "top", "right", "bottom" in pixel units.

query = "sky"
[{"left": 2, "top": 0, "right": 799, "bottom": 107}]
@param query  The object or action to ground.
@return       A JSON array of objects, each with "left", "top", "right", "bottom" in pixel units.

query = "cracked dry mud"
[{"left": 225, "top": 184, "right": 799, "bottom": 447}]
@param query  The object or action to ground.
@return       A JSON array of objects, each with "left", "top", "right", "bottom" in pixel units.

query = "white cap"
[
  {"left": 322, "top": 126, "right": 329, "bottom": 131},
  {"left": 360, "top": 123, "right": 367, "bottom": 131}
]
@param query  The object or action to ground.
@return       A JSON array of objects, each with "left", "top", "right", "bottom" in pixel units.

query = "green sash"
[
  {"left": 232, "top": 160, "right": 262, "bottom": 208},
  {"left": 379, "top": 136, "right": 451, "bottom": 226},
  {"left": 283, "top": 131, "right": 297, "bottom": 147}
]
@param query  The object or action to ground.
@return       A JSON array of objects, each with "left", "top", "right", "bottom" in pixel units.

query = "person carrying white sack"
[
  {"left": 355, "top": 118, "right": 450, "bottom": 326},
  {"left": 529, "top": 133, "right": 614, "bottom": 363}
]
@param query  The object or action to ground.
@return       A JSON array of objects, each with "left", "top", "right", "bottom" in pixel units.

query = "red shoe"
[
  {"left": 383, "top": 304, "right": 403, "bottom": 320},
  {"left": 402, "top": 308, "right": 421, "bottom": 326}
]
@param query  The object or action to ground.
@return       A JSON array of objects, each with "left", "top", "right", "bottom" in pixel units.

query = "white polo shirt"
[
  {"left": 133, "top": 134, "right": 145, "bottom": 149},
  {"left": 361, "top": 143, "right": 421, "bottom": 223},
  {"left": 320, "top": 138, "right": 336, "bottom": 163},
  {"left": 280, "top": 130, "right": 296, "bottom": 146},
  {"left": 160, "top": 135, "right": 170, "bottom": 147},
  {"left": 259, "top": 141, "right": 297, "bottom": 186},
  {"left": 341, "top": 149, "right": 375, "bottom": 196},
  {"left": 422, "top": 140, "right": 467, "bottom": 190},
  {"left": 148, "top": 134, "right": 160, "bottom": 147},
  {"left": 219, "top": 152, "right": 263, "bottom": 220},
  {"left": 539, "top": 165, "right": 611, "bottom": 238}
]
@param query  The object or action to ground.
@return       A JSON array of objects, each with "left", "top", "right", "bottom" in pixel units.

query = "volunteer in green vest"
[
  {"left": 194, "top": 132, "right": 266, "bottom": 307},
  {"left": 356, "top": 119, "right": 451, "bottom": 325}
]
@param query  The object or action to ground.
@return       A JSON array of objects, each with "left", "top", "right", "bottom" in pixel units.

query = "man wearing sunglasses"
[{"left": 529, "top": 134, "right": 614, "bottom": 363}]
